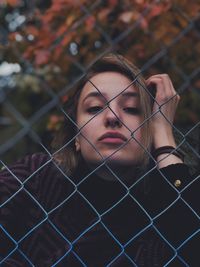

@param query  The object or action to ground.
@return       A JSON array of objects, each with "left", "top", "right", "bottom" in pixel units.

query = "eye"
[
  {"left": 87, "top": 106, "right": 103, "bottom": 114},
  {"left": 123, "top": 107, "right": 141, "bottom": 115}
]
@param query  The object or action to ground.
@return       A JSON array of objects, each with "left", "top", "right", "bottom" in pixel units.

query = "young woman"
[{"left": 1, "top": 54, "right": 196, "bottom": 266}]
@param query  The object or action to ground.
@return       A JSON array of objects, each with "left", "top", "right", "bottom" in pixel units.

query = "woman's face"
[{"left": 76, "top": 71, "right": 145, "bottom": 167}]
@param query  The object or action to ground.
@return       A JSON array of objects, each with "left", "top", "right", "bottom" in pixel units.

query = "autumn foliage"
[{"left": 1, "top": 0, "right": 200, "bottom": 134}]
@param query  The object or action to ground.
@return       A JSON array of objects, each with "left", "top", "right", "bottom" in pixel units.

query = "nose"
[{"left": 104, "top": 106, "right": 122, "bottom": 128}]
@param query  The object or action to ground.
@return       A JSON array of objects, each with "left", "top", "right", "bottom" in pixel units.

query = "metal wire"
[{"left": 0, "top": 1, "right": 199, "bottom": 266}]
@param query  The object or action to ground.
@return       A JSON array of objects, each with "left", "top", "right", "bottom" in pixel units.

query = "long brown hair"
[{"left": 51, "top": 53, "right": 153, "bottom": 174}]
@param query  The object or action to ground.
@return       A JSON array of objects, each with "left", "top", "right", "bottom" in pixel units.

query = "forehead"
[{"left": 79, "top": 71, "right": 138, "bottom": 101}]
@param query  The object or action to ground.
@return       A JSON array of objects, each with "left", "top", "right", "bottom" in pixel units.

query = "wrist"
[
  {"left": 153, "top": 127, "right": 176, "bottom": 149},
  {"left": 152, "top": 146, "right": 184, "bottom": 162}
]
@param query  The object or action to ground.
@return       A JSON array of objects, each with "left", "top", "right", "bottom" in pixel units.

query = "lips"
[{"left": 98, "top": 131, "right": 127, "bottom": 143}]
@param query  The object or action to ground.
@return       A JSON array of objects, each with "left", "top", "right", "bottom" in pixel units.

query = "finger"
[
  {"left": 146, "top": 74, "right": 172, "bottom": 91},
  {"left": 146, "top": 74, "right": 176, "bottom": 95},
  {"left": 146, "top": 75, "right": 179, "bottom": 102},
  {"left": 146, "top": 77, "right": 168, "bottom": 102}
]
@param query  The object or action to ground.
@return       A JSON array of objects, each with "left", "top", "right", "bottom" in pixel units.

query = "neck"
[{"left": 87, "top": 162, "right": 141, "bottom": 184}]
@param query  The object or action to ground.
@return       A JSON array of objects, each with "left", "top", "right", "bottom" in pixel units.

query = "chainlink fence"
[{"left": 0, "top": 0, "right": 200, "bottom": 266}]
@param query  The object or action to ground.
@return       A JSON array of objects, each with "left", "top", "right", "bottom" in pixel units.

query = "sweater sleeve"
[
  {"left": 0, "top": 153, "right": 50, "bottom": 266},
  {"left": 130, "top": 163, "right": 193, "bottom": 217},
  {"left": 0, "top": 153, "right": 50, "bottom": 202},
  {"left": 0, "top": 153, "right": 75, "bottom": 266},
  {"left": 0, "top": 153, "right": 47, "bottom": 266},
  {"left": 153, "top": 163, "right": 192, "bottom": 190}
]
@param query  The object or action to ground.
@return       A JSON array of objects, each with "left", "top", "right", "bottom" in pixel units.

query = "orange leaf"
[
  {"left": 132, "top": 11, "right": 148, "bottom": 31},
  {"left": 47, "top": 115, "right": 64, "bottom": 131},
  {"left": 51, "top": 1, "right": 64, "bottom": 12},
  {"left": 85, "top": 16, "right": 96, "bottom": 32},
  {"left": 36, "top": 31, "right": 55, "bottom": 48},
  {"left": 35, "top": 50, "right": 51, "bottom": 66},
  {"left": 57, "top": 24, "right": 68, "bottom": 37},
  {"left": 149, "top": 6, "right": 163, "bottom": 18},
  {"left": 98, "top": 8, "right": 111, "bottom": 21},
  {"left": 42, "top": 12, "right": 55, "bottom": 25},
  {"left": 2, "top": 0, "right": 21, "bottom": 7},
  {"left": 119, "top": 11, "right": 133, "bottom": 24},
  {"left": 52, "top": 45, "right": 63, "bottom": 61},
  {"left": 108, "top": 0, "right": 118, "bottom": 7},
  {"left": 23, "top": 46, "right": 35, "bottom": 59},
  {"left": 59, "top": 0, "right": 82, "bottom": 7},
  {"left": 60, "top": 34, "right": 72, "bottom": 47},
  {"left": 8, "top": 32, "right": 18, "bottom": 41},
  {"left": 65, "top": 15, "right": 76, "bottom": 28},
  {"left": 135, "top": 0, "right": 145, "bottom": 4},
  {"left": 139, "top": 17, "right": 148, "bottom": 31},
  {"left": 61, "top": 95, "right": 69, "bottom": 103},
  {"left": 25, "top": 26, "right": 39, "bottom": 37},
  {"left": 148, "top": 2, "right": 171, "bottom": 19}
]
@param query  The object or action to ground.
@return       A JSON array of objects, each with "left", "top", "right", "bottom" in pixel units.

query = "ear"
[{"left": 75, "top": 138, "right": 80, "bottom": 152}]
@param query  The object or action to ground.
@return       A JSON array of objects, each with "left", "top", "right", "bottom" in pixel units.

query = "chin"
[
  {"left": 82, "top": 149, "right": 142, "bottom": 167},
  {"left": 101, "top": 153, "right": 136, "bottom": 166}
]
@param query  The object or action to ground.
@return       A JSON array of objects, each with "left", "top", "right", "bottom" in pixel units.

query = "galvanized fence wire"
[{"left": 0, "top": 1, "right": 200, "bottom": 266}]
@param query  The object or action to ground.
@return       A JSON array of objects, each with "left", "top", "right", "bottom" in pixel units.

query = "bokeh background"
[
  {"left": 0, "top": 0, "right": 200, "bottom": 167},
  {"left": 1, "top": 1, "right": 200, "bottom": 266}
]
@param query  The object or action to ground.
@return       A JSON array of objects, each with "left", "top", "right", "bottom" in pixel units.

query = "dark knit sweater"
[{"left": 0, "top": 153, "right": 199, "bottom": 266}]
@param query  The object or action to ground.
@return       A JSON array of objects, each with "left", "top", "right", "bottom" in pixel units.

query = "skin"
[
  {"left": 76, "top": 72, "right": 144, "bottom": 169},
  {"left": 146, "top": 74, "right": 182, "bottom": 168},
  {"left": 75, "top": 71, "right": 182, "bottom": 178}
]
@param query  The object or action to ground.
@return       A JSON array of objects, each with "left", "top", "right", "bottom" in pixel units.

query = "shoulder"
[
  {"left": 0, "top": 153, "right": 50, "bottom": 182},
  {"left": 0, "top": 152, "right": 74, "bottom": 211},
  {"left": 0, "top": 153, "right": 51, "bottom": 206}
]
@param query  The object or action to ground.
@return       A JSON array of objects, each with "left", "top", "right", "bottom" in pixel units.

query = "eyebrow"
[
  {"left": 83, "top": 91, "right": 139, "bottom": 103},
  {"left": 121, "top": 92, "right": 139, "bottom": 98},
  {"left": 83, "top": 91, "right": 104, "bottom": 103}
]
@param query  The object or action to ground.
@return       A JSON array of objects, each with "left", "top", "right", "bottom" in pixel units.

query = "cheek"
[
  {"left": 77, "top": 126, "right": 102, "bottom": 162},
  {"left": 77, "top": 114, "right": 101, "bottom": 135},
  {"left": 130, "top": 127, "right": 143, "bottom": 145},
  {"left": 77, "top": 123, "right": 97, "bottom": 150},
  {"left": 125, "top": 117, "right": 143, "bottom": 135},
  {"left": 80, "top": 127, "right": 93, "bottom": 142},
  {"left": 76, "top": 115, "right": 100, "bottom": 153}
]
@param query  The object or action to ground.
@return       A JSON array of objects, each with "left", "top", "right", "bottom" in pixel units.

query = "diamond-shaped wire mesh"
[{"left": 0, "top": 1, "right": 200, "bottom": 266}]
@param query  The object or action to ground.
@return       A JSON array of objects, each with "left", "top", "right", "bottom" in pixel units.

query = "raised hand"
[{"left": 146, "top": 74, "right": 183, "bottom": 167}]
